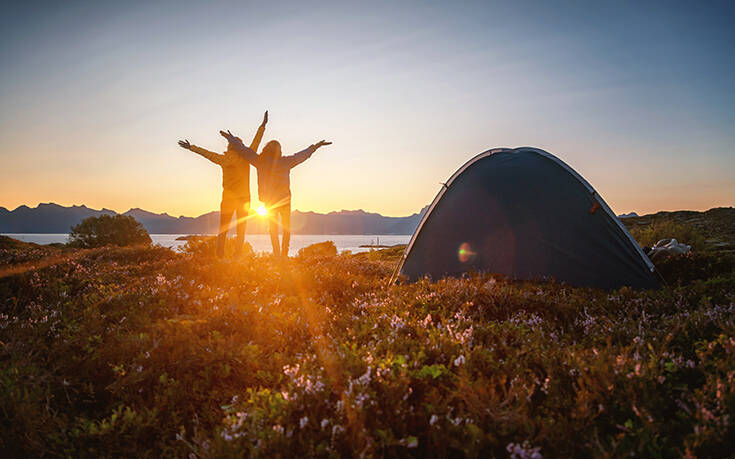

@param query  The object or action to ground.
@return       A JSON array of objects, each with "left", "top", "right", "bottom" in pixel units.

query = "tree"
[{"left": 69, "top": 214, "right": 151, "bottom": 248}]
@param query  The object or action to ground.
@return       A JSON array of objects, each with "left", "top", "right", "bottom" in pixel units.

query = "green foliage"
[
  {"left": 1, "top": 242, "right": 734, "bottom": 457},
  {"left": 655, "top": 252, "right": 735, "bottom": 286},
  {"left": 353, "top": 244, "right": 406, "bottom": 262},
  {"left": 69, "top": 214, "right": 151, "bottom": 248},
  {"left": 629, "top": 219, "right": 707, "bottom": 251},
  {"left": 0, "top": 235, "right": 61, "bottom": 265},
  {"left": 180, "top": 235, "right": 253, "bottom": 258},
  {"left": 297, "top": 240, "right": 337, "bottom": 258}
]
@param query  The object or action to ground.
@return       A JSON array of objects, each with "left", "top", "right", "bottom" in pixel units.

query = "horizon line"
[
  {"left": 0, "top": 201, "right": 430, "bottom": 219},
  {"left": 1, "top": 201, "right": 733, "bottom": 220}
]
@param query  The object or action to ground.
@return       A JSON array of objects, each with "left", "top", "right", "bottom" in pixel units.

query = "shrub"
[
  {"left": 297, "top": 241, "right": 337, "bottom": 258},
  {"left": 653, "top": 252, "right": 735, "bottom": 286},
  {"left": 180, "top": 236, "right": 253, "bottom": 258},
  {"left": 69, "top": 214, "right": 151, "bottom": 248},
  {"left": 629, "top": 220, "right": 707, "bottom": 251}
]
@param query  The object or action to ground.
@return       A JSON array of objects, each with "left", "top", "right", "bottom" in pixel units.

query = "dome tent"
[{"left": 393, "top": 147, "right": 658, "bottom": 289}]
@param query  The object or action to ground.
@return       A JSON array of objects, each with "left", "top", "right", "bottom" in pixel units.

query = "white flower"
[
  {"left": 453, "top": 355, "right": 466, "bottom": 366},
  {"left": 299, "top": 416, "right": 309, "bottom": 429},
  {"left": 429, "top": 414, "right": 439, "bottom": 426}
]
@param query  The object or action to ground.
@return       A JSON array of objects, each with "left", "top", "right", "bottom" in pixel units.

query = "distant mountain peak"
[
  {"left": 1, "top": 202, "right": 426, "bottom": 235},
  {"left": 332, "top": 209, "right": 370, "bottom": 216},
  {"left": 124, "top": 208, "right": 156, "bottom": 216}
]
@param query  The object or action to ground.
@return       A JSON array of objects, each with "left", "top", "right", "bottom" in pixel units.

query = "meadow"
[{"left": 1, "top": 229, "right": 734, "bottom": 457}]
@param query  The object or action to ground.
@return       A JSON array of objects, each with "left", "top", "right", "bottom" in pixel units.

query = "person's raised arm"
[
  {"left": 178, "top": 139, "right": 223, "bottom": 165},
  {"left": 283, "top": 140, "right": 332, "bottom": 169},
  {"left": 249, "top": 110, "right": 268, "bottom": 152},
  {"left": 219, "top": 130, "right": 259, "bottom": 164}
]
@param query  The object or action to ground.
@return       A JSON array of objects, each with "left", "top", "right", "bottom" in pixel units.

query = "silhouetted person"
[
  {"left": 220, "top": 130, "right": 331, "bottom": 257},
  {"left": 178, "top": 111, "right": 268, "bottom": 257}
]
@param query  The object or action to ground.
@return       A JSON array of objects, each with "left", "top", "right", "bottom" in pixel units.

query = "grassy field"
[{"left": 1, "top": 213, "right": 734, "bottom": 457}]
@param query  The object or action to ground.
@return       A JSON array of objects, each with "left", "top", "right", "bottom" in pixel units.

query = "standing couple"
[{"left": 178, "top": 111, "right": 331, "bottom": 258}]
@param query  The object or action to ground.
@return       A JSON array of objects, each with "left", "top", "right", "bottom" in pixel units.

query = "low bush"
[
  {"left": 629, "top": 220, "right": 707, "bottom": 251},
  {"left": 297, "top": 241, "right": 337, "bottom": 259}
]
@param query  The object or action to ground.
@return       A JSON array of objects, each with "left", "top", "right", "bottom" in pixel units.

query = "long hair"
[{"left": 261, "top": 140, "right": 282, "bottom": 164}]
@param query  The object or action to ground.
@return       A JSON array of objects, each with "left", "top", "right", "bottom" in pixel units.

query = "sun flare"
[{"left": 255, "top": 205, "right": 268, "bottom": 216}]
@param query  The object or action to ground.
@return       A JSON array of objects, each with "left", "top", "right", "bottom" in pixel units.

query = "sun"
[{"left": 255, "top": 205, "right": 268, "bottom": 216}]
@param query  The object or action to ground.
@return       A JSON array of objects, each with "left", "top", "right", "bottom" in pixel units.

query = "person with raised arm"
[
  {"left": 177, "top": 111, "right": 268, "bottom": 258},
  {"left": 220, "top": 129, "right": 331, "bottom": 257}
]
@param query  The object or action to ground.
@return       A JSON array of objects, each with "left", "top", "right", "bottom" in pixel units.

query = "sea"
[{"left": 2, "top": 234, "right": 412, "bottom": 256}]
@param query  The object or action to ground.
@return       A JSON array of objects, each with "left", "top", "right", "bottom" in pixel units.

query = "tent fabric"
[{"left": 393, "top": 147, "right": 658, "bottom": 289}]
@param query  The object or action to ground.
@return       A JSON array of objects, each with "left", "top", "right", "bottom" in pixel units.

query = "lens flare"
[
  {"left": 256, "top": 205, "right": 268, "bottom": 216},
  {"left": 458, "top": 242, "right": 476, "bottom": 263}
]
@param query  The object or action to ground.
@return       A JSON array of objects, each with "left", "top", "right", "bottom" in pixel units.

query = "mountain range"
[{"left": 0, "top": 203, "right": 428, "bottom": 235}]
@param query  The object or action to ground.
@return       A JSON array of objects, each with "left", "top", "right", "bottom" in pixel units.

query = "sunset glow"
[
  {"left": 1, "top": 2, "right": 733, "bottom": 217},
  {"left": 256, "top": 205, "right": 268, "bottom": 217}
]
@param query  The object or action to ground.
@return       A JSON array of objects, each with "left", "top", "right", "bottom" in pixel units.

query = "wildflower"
[
  {"left": 401, "top": 436, "right": 418, "bottom": 448},
  {"left": 453, "top": 355, "right": 466, "bottom": 367},
  {"left": 357, "top": 367, "right": 372, "bottom": 385},
  {"left": 430, "top": 414, "right": 439, "bottom": 426},
  {"left": 541, "top": 377, "right": 550, "bottom": 394},
  {"left": 506, "top": 441, "right": 542, "bottom": 459},
  {"left": 300, "top": 417, "right": 309, "bottom": 429}
]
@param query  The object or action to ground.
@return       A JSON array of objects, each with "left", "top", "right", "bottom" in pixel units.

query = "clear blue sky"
[{"left": 1, "top": 0, "right": 733, "bottom": 216}]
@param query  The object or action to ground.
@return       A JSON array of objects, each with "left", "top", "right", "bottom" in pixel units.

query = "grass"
[{"left": 0, "top": 236, "right": 734, "bottom": 457}]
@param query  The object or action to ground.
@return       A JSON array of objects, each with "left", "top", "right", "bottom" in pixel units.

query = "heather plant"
[{"left": 0, "top": 241, "right": 733, "bottom": 457}]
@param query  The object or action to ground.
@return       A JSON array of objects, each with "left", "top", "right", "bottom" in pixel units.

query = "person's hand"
[
  {"left": 219, "top": 130, "right": 240, "bottom": 142},
  {"left": 313, "top": 140, "right": 332, "bottom": 150},
  {"left": 262, "top": 110, "right": 268, "bottom": 126},
  {"left": 178, "top": 139, "right": 191, "bottom": 149},
  {"left": 220, "top": 130, "right": 244, "bottom": 148}
]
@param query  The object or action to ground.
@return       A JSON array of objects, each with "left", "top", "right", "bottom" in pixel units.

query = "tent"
[{"left": 392, "top": 147, "right": 658, "bottom": 289}]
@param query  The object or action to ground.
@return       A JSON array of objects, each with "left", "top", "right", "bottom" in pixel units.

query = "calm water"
[{"left": 2, "top": 234, "right": 411, "bottom": 256}]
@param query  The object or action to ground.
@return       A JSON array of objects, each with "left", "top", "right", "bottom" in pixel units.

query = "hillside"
[
  {"left": 622, "top": 207, "right": 735, "bottom": 253},
  {"left": 1, "top": 237, "right": 734, "bottom": 456}
]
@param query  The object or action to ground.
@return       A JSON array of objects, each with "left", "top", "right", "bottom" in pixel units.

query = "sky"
[{"left": 1, "top": 0, "right": 734, "bottom": 217}]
